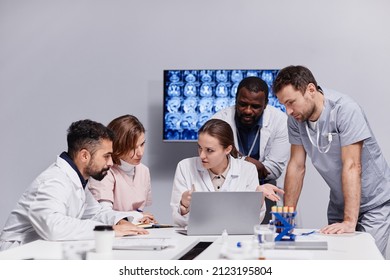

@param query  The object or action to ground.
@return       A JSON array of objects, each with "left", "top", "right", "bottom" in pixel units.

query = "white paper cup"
[{"left": 94, "top": 225, "right": 114, "bottom": 254}]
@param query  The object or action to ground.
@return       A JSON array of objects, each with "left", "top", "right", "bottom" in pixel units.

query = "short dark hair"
[
  {"left": 198, "top": 119, "right": 240, "bottom": 158},
  {"left": 236, "top": 76, "right": 269, "bottom": 104},
  {"left": 273, "top": 65, "right": 318, "bottom": 95},
  {"left": 67, "top": 119, "right": 115, "bottom": 159}
]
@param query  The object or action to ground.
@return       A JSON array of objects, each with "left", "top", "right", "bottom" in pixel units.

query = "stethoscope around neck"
[{"left": 305, "top": 102, "right": 338, "bottom": 154}]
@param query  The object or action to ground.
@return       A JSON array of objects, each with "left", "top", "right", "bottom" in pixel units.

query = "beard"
[
  {"left": 237, "top": 112, "right": 260, "bottom": 127},
  {"left": 300, "top": 104, "right": 317, "bottom": 122},
  {"left": 87, "top": 164, "right": 110, "bottom": 181},
  {"left": 90, "top": 169, "right": 109, "bottom": 181}
]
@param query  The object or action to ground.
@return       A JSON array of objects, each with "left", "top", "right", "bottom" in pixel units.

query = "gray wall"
[{"left": 1, "top": 0, "right": 389, "bottom": 244}]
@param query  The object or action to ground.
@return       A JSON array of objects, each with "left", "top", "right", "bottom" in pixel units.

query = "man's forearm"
[
  {"left": 342, "top": 164, "right": 361, "bottom": 226},
  {"left": 283, "top": 163, "right": 305, "bottom": 208},
  {"left": 341, "top": 142, "right": 363, "bottom": 227}
]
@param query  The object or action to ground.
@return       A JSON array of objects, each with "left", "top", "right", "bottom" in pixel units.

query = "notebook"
[{"left": 176, "top": 191, "right": 263, "bottom": 236}]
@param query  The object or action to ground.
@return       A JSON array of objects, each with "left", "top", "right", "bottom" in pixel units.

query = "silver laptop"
[{"left": 177, "top": 191, "right": 262, "bottom": 235}]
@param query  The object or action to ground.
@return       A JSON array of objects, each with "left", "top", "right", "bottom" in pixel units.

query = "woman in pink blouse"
[{"left": 89, "top": 115, "right": 155, "bottom": 224}]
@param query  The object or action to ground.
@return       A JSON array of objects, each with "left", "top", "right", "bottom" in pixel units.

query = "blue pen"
[{"left": 301, "top": 230, "right": 316, "bottom": 236}]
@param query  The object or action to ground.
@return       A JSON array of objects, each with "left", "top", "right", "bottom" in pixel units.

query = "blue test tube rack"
[{"left": 270, "top": 211, "right": 297, "bottom": 241}]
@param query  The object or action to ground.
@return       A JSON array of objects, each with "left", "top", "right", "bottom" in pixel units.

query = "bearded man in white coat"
[{"left": 0, "top": 119, "right": 147, "bottom": 251}]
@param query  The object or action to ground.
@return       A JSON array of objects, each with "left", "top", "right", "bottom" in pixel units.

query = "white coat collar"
[{"left": 56, "top": 156, "right": 85, "bottom": 190}]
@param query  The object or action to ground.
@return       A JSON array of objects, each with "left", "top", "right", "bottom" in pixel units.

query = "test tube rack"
[{"left": 270, "top": 211, "right": 297, "bottom": 241}]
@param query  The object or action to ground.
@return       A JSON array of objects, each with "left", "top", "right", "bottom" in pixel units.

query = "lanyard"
[
  {"left": 247, "top": 127, "right": 260, "bottom": 157},
  {"left": 237, "top": 126, "right": 261, "bottom": 157}
]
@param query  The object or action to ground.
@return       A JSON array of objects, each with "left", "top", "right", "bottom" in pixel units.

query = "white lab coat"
[
  {"left": 212, "top": 105, "right": 289, "bottom": 180},
  {"left": 170, "top": 156, "right": 266, "bottom": 227},
  {"left": 0, "top": 156, "right": 141, "bottom": 248}
]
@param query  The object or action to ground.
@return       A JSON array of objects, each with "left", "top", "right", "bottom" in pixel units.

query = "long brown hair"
[{"left": 108, "top": 115, "right": 145, "bottom": 165}]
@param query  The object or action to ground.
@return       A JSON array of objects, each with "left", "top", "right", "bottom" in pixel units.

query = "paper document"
[{"left": 113, "top": 238, "right": 176, "bottom": 250}]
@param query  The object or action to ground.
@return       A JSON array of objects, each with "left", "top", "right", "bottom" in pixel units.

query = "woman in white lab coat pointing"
[{"left": 170, "top": 119, "right": 284, "bottom": 227}]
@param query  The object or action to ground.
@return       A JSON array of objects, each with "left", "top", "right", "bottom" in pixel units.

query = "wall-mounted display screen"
[{"left": 163, "top": 69, "right": 285, "bottom": 142}]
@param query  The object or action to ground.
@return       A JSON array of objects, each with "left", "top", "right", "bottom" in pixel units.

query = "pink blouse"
[{"left": 88, "top": 164, "right": 152, "bottom": 211}]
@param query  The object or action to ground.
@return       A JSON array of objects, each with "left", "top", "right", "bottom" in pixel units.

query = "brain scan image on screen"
[
  {"left": 200, "top": 70, "right": 213, "bottom": 82},
  {"left": 215, "top": 82, "right": 229, "bottom": 97},
  {"left": 199, "top": 70, "right": 214, "bottom": 97},
  {"left": 165, "top": 130, "right": 180, "bottom": 140},
  {"left": 182, "top": 97, "right": 198, "bottom": 113},
  {"left": 199, "top": 97, "right": 213, "bottom": 113},
  {"left": 163, "top": 69, "right": 284, "bottom": 141},
  {"left": 231, "top": 70, "right": 243, "bottom": 83},
  {"left": 182, "top": 129, "right": 197, "bottom": 140},
  {"left": 165, "top": 112, "right": 181, "bottom": 130},
  {"left": 246, "top": 70, "right": 259, "bottom": 77},
  {"left": 167, "top": 83, "right": 181, "bottom": 97},
  {"left": 214, "top": 97, "right": 229, "bottom": 112},
  {"left": 197, "top": 112, "right": 212, "bottom": 129},
  {"left": 180, "top": 113, "right": 198, "bottom": 130},
  {"left": 261, "top": 71, "right": 273, "bottom": 87},
  {"left": 199, "top": 82, "right": 213, "bottom": 97},
  {"left": 230, "top": 82, "right": 239, "bottom": 98},
  {"left": 183, "top": 83, "right": 197, "bottom": 97},
  {"left": 216, "top": 70, "right": 228, "bottom": 82},
  {"left": 183, "top": 71, "right": 199, "bottom": 97},
  {"left": 167, "top": 71, "right": 183, "bottom": 97},
  {"left": 167, "top": 97, "right": 181, "bottom": 113},
  {"left": 169, "top": 70, "right": 181, "bottom": 82}
]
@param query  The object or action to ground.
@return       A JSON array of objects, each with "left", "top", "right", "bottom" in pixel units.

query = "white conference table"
[
  {"left": 0, "top": 228, "right": 384, "bottom": 260},
  {"left": 0, "top": 228, "right": 201, "bottom": 260},
  {"left": 195, "top": 229, "right": 384, "bottom": 260}
]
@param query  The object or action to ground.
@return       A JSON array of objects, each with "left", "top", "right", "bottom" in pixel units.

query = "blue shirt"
[{"left": 235, "top": 115, "right": 263, "bottom": 160}]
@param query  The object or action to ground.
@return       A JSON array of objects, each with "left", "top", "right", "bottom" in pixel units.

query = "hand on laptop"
[{"left": 256, "top": 184, "right": 284, "bottom": 202}]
